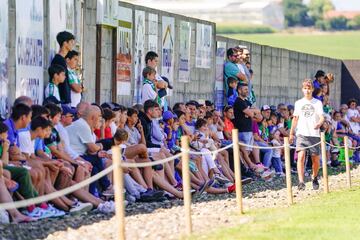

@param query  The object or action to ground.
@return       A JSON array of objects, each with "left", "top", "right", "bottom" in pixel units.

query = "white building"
[{"left": 124, "top": 0, "right": 285, "bottom": 29}]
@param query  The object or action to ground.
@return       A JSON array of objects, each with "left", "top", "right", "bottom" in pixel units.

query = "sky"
[{"left": 303, "top": 0, "right": 360, "bottom": 11}]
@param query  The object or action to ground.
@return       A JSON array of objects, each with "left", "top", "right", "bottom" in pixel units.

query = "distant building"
[
  {"left": 127, "top": 0, "right": 285, "bottom": 30},
  {"left": 324, "top": 10, "right": 360, "bottom": 20}
]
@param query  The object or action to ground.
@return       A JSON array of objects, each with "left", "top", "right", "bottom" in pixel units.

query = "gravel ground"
[{"left": 1, "top": 165, "right": 359, "bottom": 240}]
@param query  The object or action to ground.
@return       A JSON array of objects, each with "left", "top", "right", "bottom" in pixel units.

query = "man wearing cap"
[
  {"left": 313, "top": 70, "right": 326, "bottom": 92},
  {"left": 261, "top": 105, "right": 271, "bottom": 120}
]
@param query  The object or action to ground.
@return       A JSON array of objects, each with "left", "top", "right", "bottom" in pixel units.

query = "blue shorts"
[{"left": 238, "top": 131, "right": 254, "bottom": 151}]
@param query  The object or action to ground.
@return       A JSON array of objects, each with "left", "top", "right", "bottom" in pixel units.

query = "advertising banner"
[
  {"left": 117, "top": 6, "right": 132, "bottom": 96},
  {"left": 161, "top": 16, "right": 175, "bottom": 95},
  {"left": 178, "top": 21, "right": 191, "bottom": 83},
  {"left": 133, "top": 10, "right": 145, "bottom": 103},
  {"left": 148, "top": 13, "right": 158, "bottom": 53},
  {"left": 0, "top": 0, "right": 8, "bottom": 118},
  {"left": 16, "top": 0, "right": 44, "bottom": 105},
  {"left": 196, "top": 23, "right": 212, "bottom": 69}
]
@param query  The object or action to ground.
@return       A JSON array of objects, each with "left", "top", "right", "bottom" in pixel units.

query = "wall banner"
[
  {"left": 178, "top": 21, "right": 191, "bottom": 83},
  {"left": 148, "top": 13, "right": 158, "bottom": 53},
  {"left": 196, "top": 23, "right": 212, "bottom": 69},
  {"left": 215, "top": 41, "right": 227, "bottom": 111},
  {"left": 161, "top": 16, "right": 175, "bottom": 95},
  {"left": 16, "top": 0, "right": 44, "bottom": 105},
  {"left": 0, "top": 0, "right": 8, "bottom": 118},
  {"left": 133, "top": 10, "right": 145, "bottom": 104},
  {"left": 116, "top": 6, "right": 132, "bottom": 96}
]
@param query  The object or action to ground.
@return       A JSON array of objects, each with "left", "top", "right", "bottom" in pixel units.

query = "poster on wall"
[
  {"left": 0, "top": 0, "right": 8, "bottom": 118},
  {"left": 178, "top": 21, "right": 191, "bottom": 83},
  {"left": 116, "top": 6, "right": 132, "bottom": 96},
  {"left": 16, "top": 0, "right": 44, "bottom": 105},
  {"left": 161, "top": 16, "right": 175, "bottom": 95},
  {"left": 133, "top": 10, "right": 145, "bottom": 104},
  {"left": 148, "top": 13, "right": 158, "bottom": 53},
  {"left": 49, "top": 0, "right": 75, "bottom": 62},
  {"left": 97, "top": 0, "right": 117, "bottom": 27},
  {"left": 196, "top": 23, "right": 212, "bottom": 68},
  {"left": 215, "top": 41, "right": 227, "bottom": 111}
]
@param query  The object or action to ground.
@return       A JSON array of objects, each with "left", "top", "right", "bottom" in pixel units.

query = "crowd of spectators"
[{"left": 0, "top": 34, "right": 359, "bottom": 224}]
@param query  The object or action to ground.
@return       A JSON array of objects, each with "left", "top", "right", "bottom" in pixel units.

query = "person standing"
[
  {"left": 51, "top": 31, "right": 76, "bottom": 105},
  {"left": 233, "top": 83, "right": 264, "bottom": 173},
  {"left": 289, "top": 79, "right": 324, "bottom": 191}
]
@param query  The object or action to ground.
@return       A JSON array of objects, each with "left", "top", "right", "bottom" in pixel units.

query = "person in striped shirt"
[{"left": 44, "top": 65, "right": 66, "bottom": 103}]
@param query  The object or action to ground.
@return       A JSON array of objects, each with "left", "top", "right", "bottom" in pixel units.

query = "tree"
[
  {"left": 329, "top": 17, "right": 348, "bottom": 30},
  {"left": 347, "top": 15, "right": 360, "bottom": 29},
  {"left": 283, "top": 0, "right": 313, "bottom": 27},
  {"left": 308, "top": 0, "right": 335, "bottom": 23}
]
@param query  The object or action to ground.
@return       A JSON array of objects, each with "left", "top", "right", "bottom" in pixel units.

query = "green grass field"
[
  {"left": 192, "top": 187, "right": 360, "bottom": 240},
  {"left": 223, "top": 31, "right": 360, "bottom": 60}
]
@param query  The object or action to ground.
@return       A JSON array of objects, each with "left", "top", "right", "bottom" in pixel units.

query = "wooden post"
[
  {"left": 231, "top": 129, "right": 243, "bottom": 214},
  {"left": 344, "top": 136, "right": 352, "bottom": 188},
  {"left": 284, "top": 137, "right": 293, "bottom": 205},
  {"left": 320, "top": 132, "right": 329, "bottom": 193},
  {"left": 112, "top": 146, "right": 125, "bottom": 240},
  {"left": 181, "top": 136, "right": 192, "bottom": 235}
]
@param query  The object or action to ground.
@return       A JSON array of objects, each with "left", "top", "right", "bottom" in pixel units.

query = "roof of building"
[{"left": 324, "top": 10, "right": 360, "bottom": 20}]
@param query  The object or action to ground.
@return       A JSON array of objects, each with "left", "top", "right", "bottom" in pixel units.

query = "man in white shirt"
[
  {"left": 290, "top": 79, "right": 324, "bottom": 191},
  {"left": 66, "top": 105, "right": 112, "bottom": 196}
]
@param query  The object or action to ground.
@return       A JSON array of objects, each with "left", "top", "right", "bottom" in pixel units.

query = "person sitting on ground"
[
  {"left": 45, "top": 64, "right": 66, "bottom": 103},
  {"left": 0, "top": 160, "right": 35, "bottom": 223},
  {"left": 66, "top": 105, "right": 113, "bottom": 197},
  {"left": 94, "top": 108, "right": 116, "bottom": 140}
]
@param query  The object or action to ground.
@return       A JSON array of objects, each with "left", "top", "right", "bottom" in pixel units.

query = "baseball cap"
[
  {"left": 261, "top": 105, "right": 271, "bottom": 111},
  {"left": 163, "top": 111, "right": 175, "bottom": 121},
  {"left": 160, "top": 76, "right": 173, "bottom": 89},
  {"left": 61, "top": 104, "right": 77, "bottom": 115}
]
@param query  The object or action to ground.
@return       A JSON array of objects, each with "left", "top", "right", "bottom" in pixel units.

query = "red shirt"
[
  {"left": 94, "top": 127, "right": 113, "bottom": 140},
  {"left": 224, "top": 117, "right": 234, "bottom": 134}
]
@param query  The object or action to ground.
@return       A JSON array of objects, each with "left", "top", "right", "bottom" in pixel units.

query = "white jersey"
[{"left": 293, "top": 97, "right": 324, "bottom": 137}]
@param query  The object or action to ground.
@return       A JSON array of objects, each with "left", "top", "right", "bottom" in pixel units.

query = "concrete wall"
[
  {"left": 216, "top": 36, "right": 342, "bottom": 108},
  {"left": 3, "top": 0, "right": 343, "bottom": 111},
  {"left": 341, "top": 60, "right": 360, "bottom": 104},
  {"left": 92, "top": 1, "right": 216, "bottom": 106}
]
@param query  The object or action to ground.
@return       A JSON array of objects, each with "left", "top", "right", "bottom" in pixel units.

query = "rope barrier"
[
  {"left": 325, "top": 142, "right": 360, "bottom": 150},
  {"left": 288, "top": 141, "right": 321, "bottom": 150},
  {"left": 121, "top": 153, "right": 182, "bottom": 168},
  {"left": 183, "top": 143, "right": 234, "bottom": 155},
  {"left": 238, "top": 142, "right": 284, "bottom": 150},
  {"left": 325, "top": 142, "right": 344, "bottom": 149},
  {"left": 0, "top": 165, "right": 114, "bottom": 211},
  {"left": 0, "top": 137, "right": 351, "bottom": 212}
]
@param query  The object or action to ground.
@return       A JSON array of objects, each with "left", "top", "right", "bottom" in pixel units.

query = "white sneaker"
[
  {"left": 0, "top": 209, "right": 10, "bottom": 224},
  {"left": 47, "top": 204, "right": 66, "bottom": 217},
  {"left": 97, "top": 200, "right": 128, "bottom": 214},
  {"left": 69, "top": 201, "right": 93, "bottom": 214},
  {"left": 22, "top": 207, "right": 54, "bottom": 219}
]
